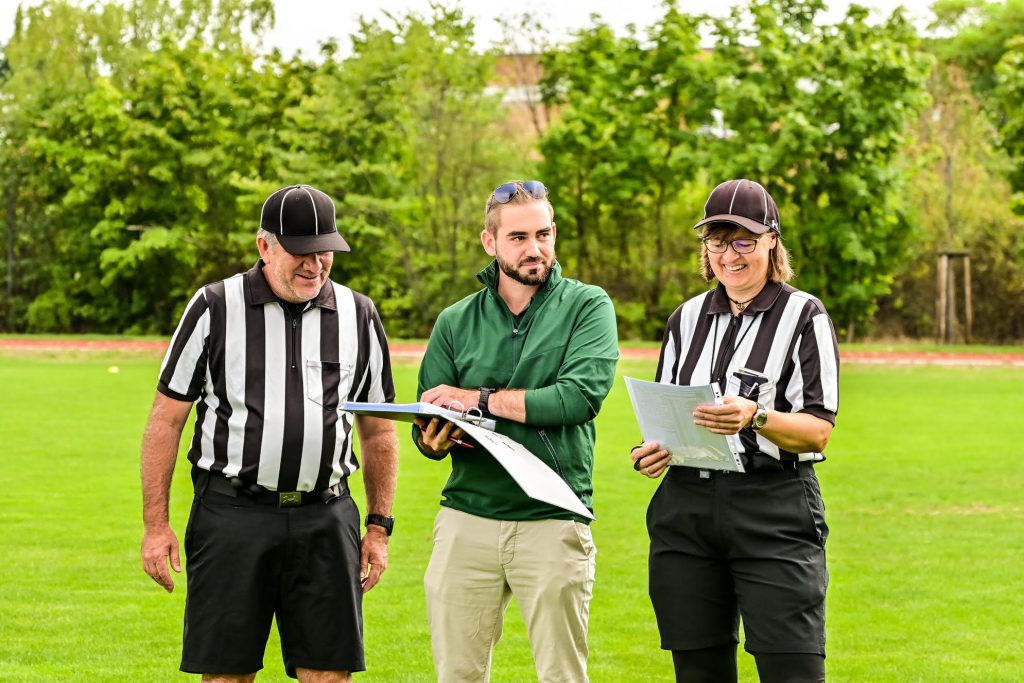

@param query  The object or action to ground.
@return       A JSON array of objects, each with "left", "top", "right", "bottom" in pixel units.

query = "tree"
[
  {"left": 538, "top": 4, "right": 714, "bottom": 338},
  {"left": 277, "top": 6, "right": 529, "bottom": 337},
  {"left": 0, "top": 0, "right": 292, "bottom": 332},
  {"left": 706, "top": 0, "right": 930, "bottom": 339}
]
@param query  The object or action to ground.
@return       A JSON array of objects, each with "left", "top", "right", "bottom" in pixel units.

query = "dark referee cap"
[
  {"left": 260, "top": 185, "right": 350, "bottom": 254},
  {"left": 694, "top": 179, "right": 781, "bottom": 235}
]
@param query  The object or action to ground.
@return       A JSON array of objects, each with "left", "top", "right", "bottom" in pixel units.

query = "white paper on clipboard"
[{"left": 624, "top": 377, "right": 745, "bottom": 473}]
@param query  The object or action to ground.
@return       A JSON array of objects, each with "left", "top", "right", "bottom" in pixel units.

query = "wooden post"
[
  {"left": 947, "top": 259, "right": 958, "bottom": 343},
  {"left": 963, "top": 255, "right": 972, "bottom": 344},
  {"left": 936, "top": 253, "right": 948, "bottom": 343}
]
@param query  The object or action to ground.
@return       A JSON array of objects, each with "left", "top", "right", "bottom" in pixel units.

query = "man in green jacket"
[{"left": 414, "top": 179, "right": 618, "bottom": 683}]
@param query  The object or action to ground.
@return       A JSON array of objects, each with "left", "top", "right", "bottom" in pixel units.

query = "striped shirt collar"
[
  {"left": 706, "top": 280, "right": 785, "bottom": 316},
  {"left": 244, "top": 259, "right": 337, "bottom": 311}
]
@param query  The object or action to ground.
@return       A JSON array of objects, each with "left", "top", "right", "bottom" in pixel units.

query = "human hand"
[
  {"left": 141, "top": 524, "right": 181, "bottom": 593},
  {"left": 360, "top": 527, "right": 389, "bottom": 593},
  {"left": 420, "top": 384, "right": 480, "bottom": 414},
  {"left": 692, "top": 395, "right": 757, "bottom": 435},
  {"left": 630, "top": 441, "right": 671, "bottom": 479},
  {"left": 413, "top": 417, "right": 468, "bottom": 454}
]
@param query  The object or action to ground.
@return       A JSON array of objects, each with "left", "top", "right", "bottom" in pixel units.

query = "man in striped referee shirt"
[
  {"left": 140, "top": 184, "right": 399, "bottom": 682},
  {"left": 631, "top": 179, "right": 839, "bottom": 682}
]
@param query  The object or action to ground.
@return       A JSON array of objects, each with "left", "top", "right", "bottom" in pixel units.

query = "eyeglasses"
[
  {"left": 493, "top": 180, "right": 547, "bottom": 204},
  {"left": 702, "top": 237, "right": 762, "bottom": 254}
]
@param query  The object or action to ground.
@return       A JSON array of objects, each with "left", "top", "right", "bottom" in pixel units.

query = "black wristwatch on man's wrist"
[
  {"left": 365, "top": 514, "right": 395, "bottom": 536},
  {"left": 478, "top": 386, "right": 498, "bottom": 415}
]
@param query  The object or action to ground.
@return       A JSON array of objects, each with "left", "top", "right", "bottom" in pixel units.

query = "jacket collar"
[
  {"left": 707, "top": 280, "right": 783, "bottom": 316},
  {"left": 244, "top": 259, "right": 337, "bottom": 311}
]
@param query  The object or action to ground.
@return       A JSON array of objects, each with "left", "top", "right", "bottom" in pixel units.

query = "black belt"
[
  {"left": 203, "top": 473, "right": 347, "bottom": 507},
  {"left": 672, "top": 457, "right": 813, "bottom": 479}
]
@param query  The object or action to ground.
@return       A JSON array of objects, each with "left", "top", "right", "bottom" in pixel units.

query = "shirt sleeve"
[
  {"left": 786, "top": 309, "right": 840, "bottom": 424},
  {"left": 413, "top": 311, "right": 459, "bottom": 459},
  {"left": 157, "top": 288, "right": 211, "bottom": 402},
  {"left": 524, "top": 292, "right": 619, "bottom": 427},
  {"left": 353, "top": 299, "right": 396, "bottom": 404}
]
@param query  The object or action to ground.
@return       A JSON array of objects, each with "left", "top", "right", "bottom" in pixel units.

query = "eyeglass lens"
[
  {"left": 704, "top": 238, "right": 758, "bottom": 254},
  {"left": 493, "top": 180, "right": 547, "bottom": 204}
]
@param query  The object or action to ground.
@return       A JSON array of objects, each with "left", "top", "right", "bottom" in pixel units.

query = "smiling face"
[
  {"left": 704, "top": 225, "right": 776, "bottom": 300},
  {"left": 258, "top": 236, "right": 334, "bottom": 303},
  {"left": 481, "top": 201, "right": 556, "bottom": 288}
]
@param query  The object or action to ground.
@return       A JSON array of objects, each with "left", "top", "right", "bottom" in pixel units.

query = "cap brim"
[
  {"left": 694, "top": 214, "right": 774, "bottom": 234},
  {"left": 277, "top": 231, "right": 351, "bottom": 255}
]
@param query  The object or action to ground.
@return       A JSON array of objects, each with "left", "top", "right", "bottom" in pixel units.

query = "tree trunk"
[{"left": 5, "top": 192, "right": 14, "bottom": 330}]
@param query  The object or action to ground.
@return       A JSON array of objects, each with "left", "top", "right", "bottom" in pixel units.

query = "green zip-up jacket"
[{"left": 416, "top": 260, "right": 619, "bottom": 523}]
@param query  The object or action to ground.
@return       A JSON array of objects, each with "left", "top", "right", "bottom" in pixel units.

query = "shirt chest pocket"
[
  {"left": 305, "top": 360, "right": 354, "bottom": 410},
  {"left": 724, "top": 367, "right": 775, "bottom": 406}
]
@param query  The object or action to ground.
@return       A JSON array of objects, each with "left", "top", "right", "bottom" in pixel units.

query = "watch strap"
[
  {"left": 365, "top": 513, "right": 394, "bottom": 536},
  {"left": 478, "top": 387, "right": 496, "bottom": 415}
]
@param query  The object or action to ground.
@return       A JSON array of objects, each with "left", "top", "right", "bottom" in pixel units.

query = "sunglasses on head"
[{"left": 492, "top": 180, "right": 547, "bottom": 204}]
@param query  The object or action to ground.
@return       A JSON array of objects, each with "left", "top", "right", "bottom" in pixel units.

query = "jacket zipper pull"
[{"left": 511, "top": 327, "right": 518, "bottom": 337}]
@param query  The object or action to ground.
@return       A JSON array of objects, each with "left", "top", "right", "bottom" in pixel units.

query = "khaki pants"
[{"left": 424, "top": 507, "right": 596, "bottom": 683}]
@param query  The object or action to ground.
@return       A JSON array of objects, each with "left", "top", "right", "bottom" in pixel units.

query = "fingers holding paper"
[
  {"left": 414, "top": 416, "right": 468, "bottom": 454},
  {"left": 630, "top": 441, "right": 670, "bottom": 479},
  {"left": 693, "top": 395, "right": 757, "bottom": 435},
  {"left": 421, "top": 384, "right": 479, "bottom": 413}
]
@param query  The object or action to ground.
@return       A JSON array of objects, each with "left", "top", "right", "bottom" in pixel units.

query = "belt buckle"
[{"left": 278, "top": 491, "right": 302, "bottom": 507}]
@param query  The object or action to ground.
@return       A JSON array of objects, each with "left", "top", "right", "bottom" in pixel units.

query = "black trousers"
[{"left": 647, "top": 463, "right": 829, "bottom": 655}]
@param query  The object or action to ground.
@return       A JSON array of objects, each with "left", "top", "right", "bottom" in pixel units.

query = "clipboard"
[
  {"left": 624, "top": 377, "right": 745, "bottom": 472},
  {"left": 342, "top": 401, "right": 592, "bottom": 519},
  {"left": 341, "top": 401, "right": 497, "bottom": 431}
]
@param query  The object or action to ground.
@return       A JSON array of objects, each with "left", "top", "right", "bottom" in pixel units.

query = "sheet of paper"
[
  {"left": 341, "top": 401, "right": 496, "bottom": 431},
  {"left": 453, "top": 419, "right": 595, "bottom": 521},
  {"left": 624, "top": 377, "right": 745, "bottom": 473}
]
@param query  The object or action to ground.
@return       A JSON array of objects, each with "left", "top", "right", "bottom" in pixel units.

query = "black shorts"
[
  {"left": 180, "top": 479, "right": 364, "bottom": 676},
  {"left": 646, "top": 462, "right": 828, "bottom": 655}
]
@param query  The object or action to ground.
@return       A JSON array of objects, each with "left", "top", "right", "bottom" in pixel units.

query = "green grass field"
[{"left": 1, "top": 348, "right": 1022, "bottom": 682}]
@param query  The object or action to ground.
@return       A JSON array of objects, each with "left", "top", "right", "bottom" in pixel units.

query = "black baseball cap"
[
  {"left": 260, "top": 185, "right": 350, "bottom": 254},
  {"left": 694, "top": 179, "right": 781, "bottom": 235}
]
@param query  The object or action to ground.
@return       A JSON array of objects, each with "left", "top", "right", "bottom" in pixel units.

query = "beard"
[{"left": 497, "top": 253, "right": 554, "bottom": 286}]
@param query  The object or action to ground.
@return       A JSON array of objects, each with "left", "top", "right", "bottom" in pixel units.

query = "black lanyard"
[{"left": 710, "top": 313, "right": 758, "bottom": 390}]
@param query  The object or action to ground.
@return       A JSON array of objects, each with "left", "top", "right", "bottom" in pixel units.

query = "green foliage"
[
  {"left": 277, "top": 6, "right": 529, "bottom": 336},
  {"left": 706, "top": 0, "right": 930, "bottom": 337},
  {"left": 0, "top": 0, "right": 1019, "bottom": 341},
  {"left": 932, "top": 0, "right": 1024, "bottom": 214},
  {"left": 539, "top": 6, "right": 713, "bottom": 338},
  {"left": 877, "top": 62, "right": 1024, "bottom": 342},
  {"left": 994, "top": 36, "right": 1024, "bottom": 206},
  {"left": 537, "top": 0, "right": 929, "bottom": 339}
]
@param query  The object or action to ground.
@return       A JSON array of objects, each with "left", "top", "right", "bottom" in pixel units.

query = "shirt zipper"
[{"left": 290, "top": 314, "right": 298, "bottom": 370}]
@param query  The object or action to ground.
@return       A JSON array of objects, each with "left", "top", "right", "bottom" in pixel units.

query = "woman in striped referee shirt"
[{"left": 630, "top": 179, "right": 840, "bottom": 683}]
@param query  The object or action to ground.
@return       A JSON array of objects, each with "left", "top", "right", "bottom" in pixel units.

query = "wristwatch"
[
  {"left": 750, "top": 406, "right": 769, "bottom": 431},
  {"left": 478, "top": 386, "right": 497, "bottom": 414},
  {"left": 365, "top": 514, "right": 395, "bottom": 536}
]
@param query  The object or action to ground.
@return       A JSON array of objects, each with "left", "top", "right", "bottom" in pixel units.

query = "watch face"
[{"left": 753, "top": 409, "right": 768, "bottom": 429}]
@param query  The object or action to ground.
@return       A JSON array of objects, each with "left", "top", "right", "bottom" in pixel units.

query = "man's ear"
[
  {"left": 481, "top": 228, "right": 496, "bottom": 257},
  {"left": 257, "top": 236, "right": 273, "bottom": 261}
]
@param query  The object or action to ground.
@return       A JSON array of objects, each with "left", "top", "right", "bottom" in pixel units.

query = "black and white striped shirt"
[
  {"left": 656, "top": 281, "right": 839, "bottom": 462},
  {"left": 157, "top": 260, "right": 395, "bottom": 491}
]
